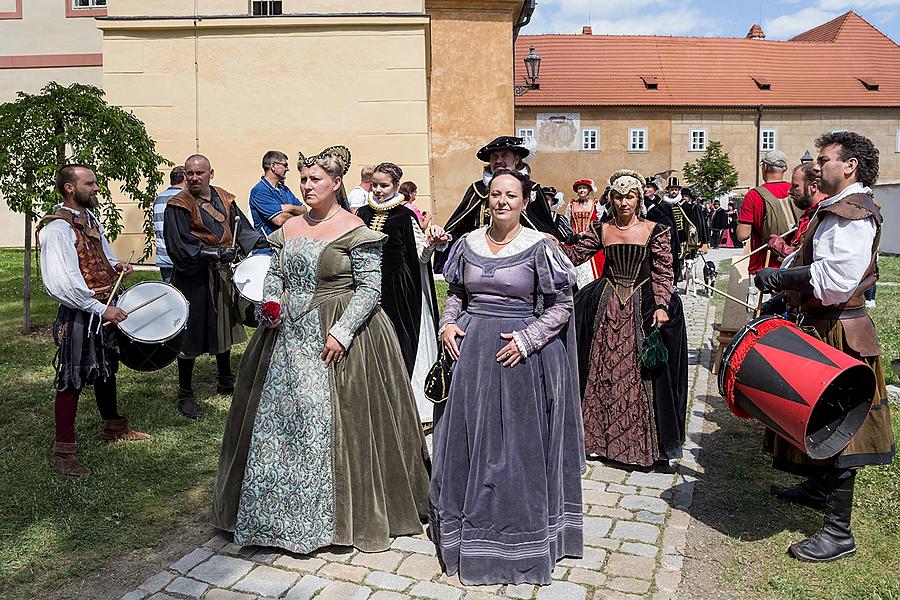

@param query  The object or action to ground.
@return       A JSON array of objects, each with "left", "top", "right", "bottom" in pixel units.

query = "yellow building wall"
[
  {"left": 99, "top": 13, "right": 430, "bottom": 259},
  {"left": 427, "top": 0, "right": 524, "bottom": 224},
  {"left": 0, "top": 0, "right": 104, "bottom": 247},
  {"left": 516, "top": 107, "right": 900, "bottom": 204},
  {"left": 108, "top": 0, "right": 424, "bottom": 17}
]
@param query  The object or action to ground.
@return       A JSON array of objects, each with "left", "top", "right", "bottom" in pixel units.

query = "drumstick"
[
  {"left": 96, "top": 250, "right": 134, "bottom": 333},
  {"left": 698, "top": 281, "right": 755, "bottom": 309},
  {"left": 232, "top": 214, "right": 241, "bottom": 249},
  {"left": 102, "top": 292, "right": 166, "bottom": 327},
  {"left": 732, "top": 227, "right": 798, "bottom": 264}
]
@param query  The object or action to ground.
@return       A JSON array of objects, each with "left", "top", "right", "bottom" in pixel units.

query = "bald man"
[{"left": 164, "top": 155, "right": 265, "bottom": 418}]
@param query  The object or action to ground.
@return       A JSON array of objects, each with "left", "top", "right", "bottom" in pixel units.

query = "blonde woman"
[{"left": 212, "top": 147, "right": 429, "bottom": 554}]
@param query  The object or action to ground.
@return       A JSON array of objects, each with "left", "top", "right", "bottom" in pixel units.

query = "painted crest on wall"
[{"left": 536, "top": 113, "right": 580, "bottom": 152}]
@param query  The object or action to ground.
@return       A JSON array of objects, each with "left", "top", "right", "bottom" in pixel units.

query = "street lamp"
[
  {"left": 515, "top": 46, "right": 541, "bottom": 97},
  {"left": 800, "top": 150, "right": 813, "bottom": 163}
]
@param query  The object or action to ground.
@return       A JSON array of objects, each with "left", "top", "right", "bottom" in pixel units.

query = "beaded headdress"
[
  {"left": 608, "top": 169, "right": 645, "bottom": 198},
  {"left": 297, "top": 145, "right": 352, "bottom": 176}
]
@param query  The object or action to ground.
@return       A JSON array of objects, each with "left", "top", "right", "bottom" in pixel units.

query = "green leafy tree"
[
  {"left": 0, "top": 82, "right": 169, "bottom": 333},
  {"left": 683, "top": 140, "right": 740, "bottom": 201}
]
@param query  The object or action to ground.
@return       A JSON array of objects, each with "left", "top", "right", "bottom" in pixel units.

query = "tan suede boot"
[
  {"left": 100, "top": 418, "right": 151, "bottom": 442},
  {"left": 50, "top": 442, "right": 89, "bottom": 476}
]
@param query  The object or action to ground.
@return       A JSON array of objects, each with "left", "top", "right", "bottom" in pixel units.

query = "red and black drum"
[{"left": 718, "top": 315, "right": 875, "bottom": 460}]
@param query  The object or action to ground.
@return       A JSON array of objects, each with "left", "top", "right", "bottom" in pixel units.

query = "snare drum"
[
  {"left": 233, "top": 254, "right": 272, "bottom": 303},
  {"left": 115, "top": 281, "right": 188, "bottom": 372}
]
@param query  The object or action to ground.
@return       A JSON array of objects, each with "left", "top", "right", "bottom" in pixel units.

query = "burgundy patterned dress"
[{"left": 563, "top": 221, "right": 677, "bottom": 466}]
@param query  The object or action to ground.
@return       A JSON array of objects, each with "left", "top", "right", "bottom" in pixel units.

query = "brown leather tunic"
[
  {"left": 36, "top": 208, "right": 117, "bottom": 302},
  {"left": 166, "top": 186, "right": 236, "bottom": 247}
]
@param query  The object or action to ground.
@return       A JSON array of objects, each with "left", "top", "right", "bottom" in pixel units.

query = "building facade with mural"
[
  {"left": 514, "top": 12, "right": 900, "bottom": 199},
  {"left": 1, "top": 0, "right": 535, "bottom": 256}
]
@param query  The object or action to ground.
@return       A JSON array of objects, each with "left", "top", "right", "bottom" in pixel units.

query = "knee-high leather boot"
[{"left": 788, "top": 469, "right": 856, "bottom": 562}]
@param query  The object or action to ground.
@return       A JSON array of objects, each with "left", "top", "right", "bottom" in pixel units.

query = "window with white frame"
[
  {"left": 582, "top": 128, "right": 599, "bottom": 151},
  {"left": 896, "top": 129, "right": 900, "bottom": 153},
  {"left": 72, "top": 0, "right": 106, "bottom": 8},
  {"left": 760, "top": 129, "right": 777, "bottom": 151},
  {"left": 629, "top": 128, "right": 648, "bottom": 152},
  {"left": 517, "top": 128, "right": 535, "bottom": 142},
  {"left": 689, "top": 129, "right": 707, "bottom": 152},
  {"left": 251, "top": 0, "right": 282, "bottom": 15}
]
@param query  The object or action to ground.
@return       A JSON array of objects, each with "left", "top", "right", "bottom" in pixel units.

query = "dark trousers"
[
  {"left": 55, "top": 376, "right": 120, "bottom": 443},
  {"left": 710, "top": 229, "right": 723, "bottom": 248},
  {"left": 177, "top": 351, "right": 232, "bottom": 391},
  {"left": 159, "top": 266, "right": 173, "bottom": 283}
]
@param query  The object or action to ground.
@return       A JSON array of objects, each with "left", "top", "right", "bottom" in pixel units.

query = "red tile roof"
[{"left": 515, "top": 11, "right": 900, "bottom": 108}]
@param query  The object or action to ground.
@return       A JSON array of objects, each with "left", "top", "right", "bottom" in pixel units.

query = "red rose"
[{"left": 262, "top": 301, "right": 280, "bottom": 321}]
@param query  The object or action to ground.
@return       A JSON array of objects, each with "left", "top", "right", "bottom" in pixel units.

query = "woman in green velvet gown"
[{"left": 211, "top": 147, "right": 429, "bottom": 554}]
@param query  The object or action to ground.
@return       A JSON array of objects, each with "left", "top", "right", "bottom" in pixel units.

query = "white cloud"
[
  {"left": 528, "top": 0, "right": 722, "bottom": 35},
  {"left": 764, "top": 6, "right": 842, "bottom": 38}
]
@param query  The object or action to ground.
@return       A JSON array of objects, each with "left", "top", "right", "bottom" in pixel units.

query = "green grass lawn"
[{"left": 0, "top": 250, "right": 241, "bottom": 599}]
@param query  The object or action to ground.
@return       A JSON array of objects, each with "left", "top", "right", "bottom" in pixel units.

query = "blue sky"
[{"left": 526, "top": 0, "right": 900, "bottom": 41}]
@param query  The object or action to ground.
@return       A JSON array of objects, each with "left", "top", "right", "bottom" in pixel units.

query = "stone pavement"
[{"left": 121, "top": 289, "right": 718, "bottom": 600}]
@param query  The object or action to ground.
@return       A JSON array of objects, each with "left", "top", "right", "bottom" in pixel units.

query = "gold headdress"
[
  {"left": 297, "top": 145, "right": 352, "bottom": 176},
  {"left": 608, "top": 169, "right": 645, "bottom": 198}
]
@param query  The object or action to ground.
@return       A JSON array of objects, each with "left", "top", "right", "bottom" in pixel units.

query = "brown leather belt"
[{"left": 801, "top": 305, "right": 868, "bottom": 321}]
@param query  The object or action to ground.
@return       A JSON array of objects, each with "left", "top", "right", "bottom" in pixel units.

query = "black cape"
[
  {"left": 163, "top": 189, "right": 261, "bottom": 357},
  {"left": 645, "top": 197, "right": 682, "bottom": 283},
  {"left": 357, "top": 203, "right": 439, "bottom": 377},
  {"left": 434, "top": 179, "right": 563, "bottom": 272}
]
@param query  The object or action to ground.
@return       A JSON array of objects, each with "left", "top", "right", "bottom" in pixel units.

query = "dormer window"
[
  {"left": 751, "top": 76, "right": 771, "bottom": 90},
  {"left": 858, "top": 77, "right": 879, "bottom": 91},
  {"left": 641, "top": 76, "right": 659, "bottom": 90}
]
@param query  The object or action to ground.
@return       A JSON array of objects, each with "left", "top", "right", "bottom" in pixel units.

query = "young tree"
[
  {"left": 0, "top": 82, "right": 168, "bottom": 333},
  {"left": 683, "top": 140, "right": 739, "bottom": 202}
]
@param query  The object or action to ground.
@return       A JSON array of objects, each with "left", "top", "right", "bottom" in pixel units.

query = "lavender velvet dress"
[{"left": 428, "top": 227, "right": 585, "bottom": 586}]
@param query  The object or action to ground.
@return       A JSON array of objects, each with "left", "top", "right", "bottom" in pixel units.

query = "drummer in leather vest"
[
  {"left": 754, "top": 131, "right": 894, "bottom": 563},
  {"left": 164, "top": 154, "right": 266, "bottom": 418},
  {"left": 37, "top": 164, "right": 150, "bottom": 477}
]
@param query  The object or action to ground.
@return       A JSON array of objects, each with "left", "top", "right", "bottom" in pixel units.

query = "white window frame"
[
  {"left": 517, "top": 127, "right": 535, "bottom": 142},
  {"left": 628, "top": 128, "right": 648, "bottom": 152},
  {"left": 250, "top": 0, "right": 282, "bottom": 15},
  {"left": 72, "top": 0, "right": 106, "bottom": 8},
  {"left": 689, "top": 128, "right": 707, "bottom": 152},
  {"left": 895, "top": 129, "right": 900, "bottom": 153},
  {"left": 581, "top": 128, "right": 599, "bottom": 151},
  {"left": 760, "top": 129, "right": 777, "bottom": 152}
]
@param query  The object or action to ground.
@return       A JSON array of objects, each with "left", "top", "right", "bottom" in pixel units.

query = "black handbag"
[
  {"left": 640, "top": 325, "right": 669, "bottom": 370},
  {"left": 424, "top": 347, "right": 454, "bottom": 404}
]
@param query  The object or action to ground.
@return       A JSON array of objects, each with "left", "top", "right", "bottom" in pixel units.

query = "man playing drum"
[
  {"left": 164, "top": 155, "right": 266, "bottom": 418},
  {"left": 754, "top": 131, "right": 894, "bottom": 562},
  {"left": 37, "top": 164, "right": 150, "bottom": 477}
]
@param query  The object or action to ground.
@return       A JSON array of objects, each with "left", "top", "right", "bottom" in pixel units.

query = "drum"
[
  {"left": 115, "top": 281, "right": 188, "bottom": 372},
  {"left": 718, "top": 315, "right": 875, "bottom": 459},
  {"left": 233, "top": 254, "right": 271, "bottom": 303}
]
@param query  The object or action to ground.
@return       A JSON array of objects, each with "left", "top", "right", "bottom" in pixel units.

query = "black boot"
[
  {"left": 789, "top": 470, "right": 857, "bottom": 562},
  {"left": 770, "top": 476, "right": 827, "bottom": 512},
  {"left": 216, "top": 375, "right": 235, "bottom": 395},
  {"left": 177, "top": 388, "right": 203, "bottom": 419}
]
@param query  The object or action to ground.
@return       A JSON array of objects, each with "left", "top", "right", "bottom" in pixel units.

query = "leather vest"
[
  {"left": 166, "top": 186, "right": 236, "bottom": 247},
  {"left": 788, "top": 192, "right": 881, "bottom": 357},
  {"left": 37, "top": 208, "right": 118, "bottom": 302},
  {"left": 756, "top": 184, "right": 802, "bottom": 241}
]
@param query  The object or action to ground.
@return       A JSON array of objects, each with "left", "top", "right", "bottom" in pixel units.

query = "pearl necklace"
[
  {"left": 614, "top": 216, "right": 640, "bottom": 231},
  {"left": 306, "top": 206, "right": 340, "bottom": 223},
  {"left": 487, "top": 224, "right": 522, "bottom": 245}
]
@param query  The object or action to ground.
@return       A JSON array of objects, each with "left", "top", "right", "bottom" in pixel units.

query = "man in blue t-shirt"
[{"left": 249, "top": 150, "right": 306, "bottom": 249}]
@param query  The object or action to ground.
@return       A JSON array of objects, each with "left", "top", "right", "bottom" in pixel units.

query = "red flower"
[{"left": 262, "top": 301, "right": 280, "bottom": 321}]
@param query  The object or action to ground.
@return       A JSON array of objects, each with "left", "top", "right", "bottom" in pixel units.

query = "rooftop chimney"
[
  {"left": 746, "top": 24, "right": 766, "bottom": 39},
  {"left": 582, "top": 25, "right": 593, "bottom": 35}
]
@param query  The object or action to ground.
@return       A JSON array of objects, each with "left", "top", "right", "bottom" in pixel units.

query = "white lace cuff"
[
  {"left": 328, "top": 322, "right": 354, "bottom": 351},
  {"left": 512, "top": 330, "right": 529, "bottom": 358}
]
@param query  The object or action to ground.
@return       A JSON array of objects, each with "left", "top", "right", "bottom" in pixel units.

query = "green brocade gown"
[{"left": 211, "top": 226, "right": 430, "bottom": 553}]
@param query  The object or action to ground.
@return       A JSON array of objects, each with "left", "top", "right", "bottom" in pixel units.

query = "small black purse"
[{"left": 424, "top": 347, "right": 454, "bottom": 404}]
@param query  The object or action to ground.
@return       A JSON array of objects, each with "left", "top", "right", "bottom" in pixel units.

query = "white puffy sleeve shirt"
[
  {"left": 38, "top": 209, "right": 120, "bottom": 317},
  {"left": 781, "top": 183, "right": 876, "bottom": 306}
]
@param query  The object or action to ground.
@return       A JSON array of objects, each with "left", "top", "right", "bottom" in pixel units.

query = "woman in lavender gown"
[{"left": 428, "top": 169, "right": 585, "bottom": 586}]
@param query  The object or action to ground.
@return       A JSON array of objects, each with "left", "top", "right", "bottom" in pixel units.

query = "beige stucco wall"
[
  {"left": 107, "top": 0, "right": 424, "bottom": 17},
  {"left": 427, "top": 0, "right": 523, "bottom": 224},
  {"left": 99, "top": 12, "right": 431, "bottom": 259},
  {"left": 0, "top": 0, "right": 104, "bottom": 247},
  {"left": 516, "top": 107, "right": 900, "bottom": 200}
]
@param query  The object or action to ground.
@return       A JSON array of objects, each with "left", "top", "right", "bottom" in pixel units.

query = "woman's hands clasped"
[
  {"left": 426, "top": 225, "right": 451, "bottom": 248},
  {"left": 496, "top": 332, "right": 523, "bottom": 368},
  {"left": 441, "top": 323, "right": 466, "bottom": 360},
  {"left": 321, "top": 334, "right": 346, "bottom": 366}
]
